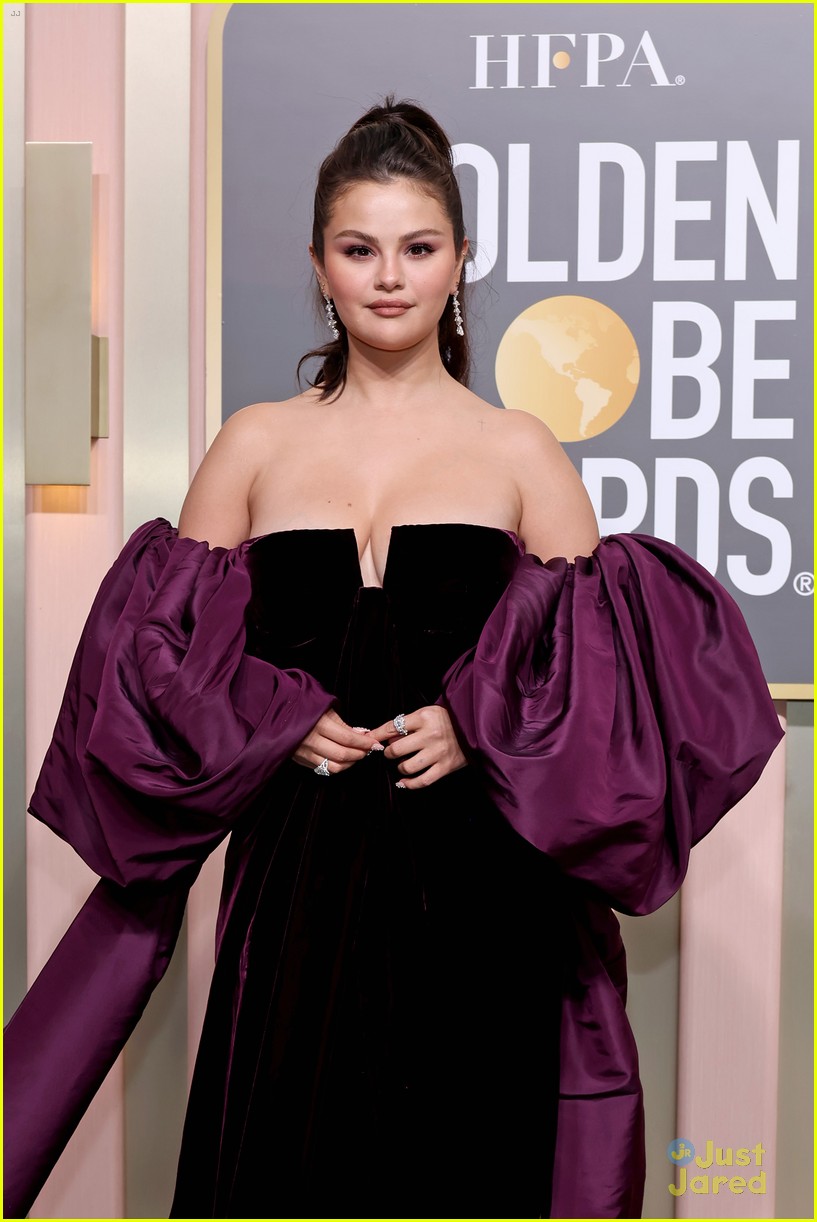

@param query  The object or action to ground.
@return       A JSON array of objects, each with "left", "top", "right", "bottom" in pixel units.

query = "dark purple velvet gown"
[
  {"left": 172, "top": 524, "right": 565, "bottom": 1217},
  {"left": 4, "top": 520, "right": 783, "bottom": 1220}
]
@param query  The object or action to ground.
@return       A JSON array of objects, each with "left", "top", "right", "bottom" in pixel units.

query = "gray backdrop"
[{"left": 221, "top": 4, "right": 812, "bottom": 684}]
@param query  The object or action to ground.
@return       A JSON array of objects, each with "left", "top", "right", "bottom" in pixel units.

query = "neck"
[{"left": 340, "top": 331, "right": 455, "bottom": 407}]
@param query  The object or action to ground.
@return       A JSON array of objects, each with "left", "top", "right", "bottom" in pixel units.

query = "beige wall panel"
[
  {"left": 25, "top": 142, "right": 92, "bottom": 486},
  {"left": 123, "top": 4, "right": 191, "bottom": 535},
  {"left": 121, "top": 7, "right": 193, "bottom": 1215}
]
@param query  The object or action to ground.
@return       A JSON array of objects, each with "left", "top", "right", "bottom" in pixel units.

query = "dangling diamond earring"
[
  {"left": 323, "top": 293, "right": 340, "bottom": 340},
  {"left": 452, "top": 289, "right": 464, "bottom": 338}
]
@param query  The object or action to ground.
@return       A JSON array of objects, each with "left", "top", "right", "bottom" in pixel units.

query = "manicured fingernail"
[
  {"left": 395, "top": 780, "right": 406, "bottom": 789},
  {"left": 352, "top": 726, "right": 369, "bottom": 732},
  {"left": 367, "top": 742, "right": 385, "bottom": 754}
]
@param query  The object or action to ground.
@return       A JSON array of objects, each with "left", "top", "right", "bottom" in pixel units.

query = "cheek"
[
  {"left": 327, "top": 265, "right": 369, "bottom": 302},
  {"left": 427, "top": 270, "right": 458, "bottom": 303}
]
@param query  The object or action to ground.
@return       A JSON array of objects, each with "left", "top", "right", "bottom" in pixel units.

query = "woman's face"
[{"left": 311, "top": 178, "right": 467, "bottom": 356}]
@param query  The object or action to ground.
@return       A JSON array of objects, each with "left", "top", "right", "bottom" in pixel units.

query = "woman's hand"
[
  {"left": 369, "top": 705, "right": 467, "bottom": 789},
  {"left": 292, "top": 709, "right": 383, "bottom": 775}
]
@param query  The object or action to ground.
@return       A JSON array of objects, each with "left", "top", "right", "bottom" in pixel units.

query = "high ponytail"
[{"left": 297, "top": 97, "right": 471, "bottom": 400}]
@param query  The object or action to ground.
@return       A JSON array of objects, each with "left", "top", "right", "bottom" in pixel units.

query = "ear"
[
  {"left": 309, "top": 244, "right": 329, "bottom": 296},
  {"left": 453, "top": 236, "right": 469, "bottom": 291}
]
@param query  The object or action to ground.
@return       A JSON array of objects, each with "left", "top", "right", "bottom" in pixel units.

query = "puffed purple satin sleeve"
[
  {"left": 28, "top": 518, "right": 336, "bottom": 884},
  {"left": 5, "top": 519, "right": 336, "bottom": 1218},
  {"left": 440, "top": 532, "right": 783, "bottom": 917}
]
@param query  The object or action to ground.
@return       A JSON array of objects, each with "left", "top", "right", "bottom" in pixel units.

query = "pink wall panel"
[
  {"left": 25, "top": 5, "right": 125, "bottom": 1216},
  {"left": 675, "top": 718, "right": 787, "bottom": 1218}
]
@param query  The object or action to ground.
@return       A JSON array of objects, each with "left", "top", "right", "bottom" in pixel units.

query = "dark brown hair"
[{"left": 297, "top": 97, "right": 470, "bottom": 399}]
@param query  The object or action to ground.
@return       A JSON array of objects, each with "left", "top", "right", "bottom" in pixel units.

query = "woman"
[
  {"left": 6, "top": 100, "right": 782, "bottom": 1220},
  {"left": 172, "top": 99, "right": 597, "bottom": 1217}
]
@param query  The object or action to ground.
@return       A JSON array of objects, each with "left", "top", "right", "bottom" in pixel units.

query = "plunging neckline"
[{"left": 244, "top": 522, "right": 524, "bottom": 590}]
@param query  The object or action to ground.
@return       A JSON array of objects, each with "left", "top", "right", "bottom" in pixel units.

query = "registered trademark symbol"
[
  {"left": 793, "top": 572, "right": 814, "bottom": 596},
  {"left": 675, "top": 74, "right": 686, "bottom": 85}
]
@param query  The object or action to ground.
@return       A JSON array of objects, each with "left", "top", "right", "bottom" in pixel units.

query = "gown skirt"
[{"left": 170, "top": 524, "right": 571, "bottom": 1219}]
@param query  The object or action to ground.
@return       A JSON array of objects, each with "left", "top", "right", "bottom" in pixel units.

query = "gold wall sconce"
[{"left": 25, "top": 142, "right": 108, "bottom": 486}]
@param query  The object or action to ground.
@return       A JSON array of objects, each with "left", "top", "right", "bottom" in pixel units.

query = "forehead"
[{"left": 326, "top": 178, "right": 451, "bottom": 233}]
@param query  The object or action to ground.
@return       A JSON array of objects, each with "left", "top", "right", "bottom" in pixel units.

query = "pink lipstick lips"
[{"left": 367, "top": 300, "right": 413, "bottom": 316}]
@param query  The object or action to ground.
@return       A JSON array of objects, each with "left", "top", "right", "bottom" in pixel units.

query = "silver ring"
[
  {"left": 313, "top": 758, "right": 331, "bottom": 777},
  {"left": 392, "top": 713, "right": 408, "bottom": 736}
]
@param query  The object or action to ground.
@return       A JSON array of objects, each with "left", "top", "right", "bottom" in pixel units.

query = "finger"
[
  {"left": 395, "top": 764, "right": 443, "bottom": 790},
  {"left": 368, "top": 727, "right": 399, "bottom": 747},
  {"left": 308, "top": 734, "right": 370, "bottom": 766},
  {"left": 327, "top": 721, "right": 384, "bottom": 752},
  {"left": 368, "top": 720, "right": 405, "bottom": 744},
  {"left": 295, "top": 750, "right": 359, "bottom": 774},
  {"left": 316, "top": 720, "right": 380, "bottom": 754},
  {"left": 382, "top": 733, "right": 425, "bottom": 760},
  {"left": 397, "top": 751, "right": 433, "bottom": 776},
  {"left": 373, "top": 714, "right": 418, "bottom": 739}
]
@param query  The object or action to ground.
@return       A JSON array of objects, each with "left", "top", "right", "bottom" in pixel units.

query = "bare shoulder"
[
  {"left": 489, "top": 406, "right": 564, "bottom": 451},
  {"left": 449, "top": 388, "right": 523, "bottom": 433},
  {"left": 456, "top": 395, "right": 561, "bottom": 452},
  {"left": 177, "top": 395, "right": 308, "bottom": 548},
  {"left": 467, "top": 402, "right": 575, "bottom": 476},
  {"left": 492, "top": 408, "right": 600, "bottom": 563},
  {"left": 220, "top": 391, "right": 313, "bottom": 439},
  {"left": 201, "top": 391, "right": 318, "bottom": 463}
]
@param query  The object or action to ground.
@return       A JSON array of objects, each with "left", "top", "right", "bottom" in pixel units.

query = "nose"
[{"left": 375, "top": 253, "right": 404, "bottom": 291}]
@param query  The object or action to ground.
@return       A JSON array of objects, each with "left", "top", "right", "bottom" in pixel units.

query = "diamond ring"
[
  {"left": 392, "top": 713, "right": 408, "bottom": 736},
  {"left": 313, "top": 758, "right": 331, "bottom": 777}
]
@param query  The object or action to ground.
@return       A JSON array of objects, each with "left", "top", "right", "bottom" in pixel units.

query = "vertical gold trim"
[
  {"left": 205, "top": 5, "right": 232, "bottom": 449},
  {"left": 91, "top": 335, "right": 109, "bottom": 438}
]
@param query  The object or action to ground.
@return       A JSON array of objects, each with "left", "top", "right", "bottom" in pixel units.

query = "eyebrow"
[{"left": 332, "top": 228, "right": 447, "bottom": 243}]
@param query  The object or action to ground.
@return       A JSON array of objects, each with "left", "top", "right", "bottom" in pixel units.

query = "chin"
[{"left": 348, "top": 321, "right": 436, "bottom": 355}]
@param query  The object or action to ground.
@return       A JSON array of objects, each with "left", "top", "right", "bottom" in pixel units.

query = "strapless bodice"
[{"left": 243, "top": 523, "right": 522, "bottom": 723}]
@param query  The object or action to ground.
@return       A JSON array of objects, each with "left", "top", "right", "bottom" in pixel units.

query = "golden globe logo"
[{"left": 495, "top": 296, "right": 639, "bottom": 441}]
